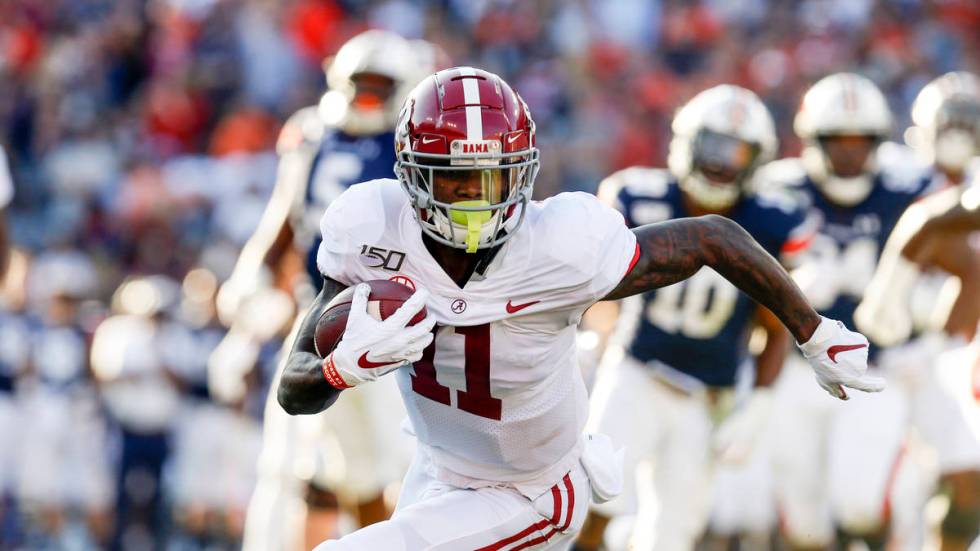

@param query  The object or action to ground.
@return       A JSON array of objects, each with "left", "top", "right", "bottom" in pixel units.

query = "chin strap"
[{"left": 450, "top": 201, "right": 492, "bottom": 253}]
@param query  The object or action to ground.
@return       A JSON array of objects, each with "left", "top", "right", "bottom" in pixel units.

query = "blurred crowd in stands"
[{"left": 0, "top": 0, "right": 976, "bottom": 548}]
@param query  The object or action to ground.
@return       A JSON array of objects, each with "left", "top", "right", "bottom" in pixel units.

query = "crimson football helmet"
[{"left": 394, "top": 67, "right": 539, "bottom": 253}]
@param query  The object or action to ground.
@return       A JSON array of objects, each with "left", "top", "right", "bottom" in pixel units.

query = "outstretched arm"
[
  {"left": 605, "top": 215, "right": 820, "bottom": 343},
  {"left": 856, "top": 186, "right": 980, "bottom": 346},
  {"left": 216, "top": 142, "right": 307, "bottom": 325},
  {"left": 605, "top": 215, "right": 880, "bottom": 399},
  {"left": 902, "top": 187, "right": 980, "bottom": 262}
]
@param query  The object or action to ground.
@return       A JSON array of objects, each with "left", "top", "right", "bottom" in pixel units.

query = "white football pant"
[
  {"left": 314, "top": 445, "right": 591, "bottom": 551},
  {"left": 587, "top": 349, "right": 745, "bottom": 551}
]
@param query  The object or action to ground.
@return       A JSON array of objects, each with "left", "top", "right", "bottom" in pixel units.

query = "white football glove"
[
  {"left": 713, "top": 388, "right": 773, "bottom": 464},
  {"left": 798, "top": 316, "right": 885, "bottom": 400},
  {"left": 854, "top": 255, "right": 919, "bottom": 347},
  {"left": 321, "top": 283, "right": 436, "bottom": 390}
]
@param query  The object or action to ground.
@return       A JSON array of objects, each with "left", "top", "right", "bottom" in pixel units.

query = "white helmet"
[
  {"left": 668, "top": 85, "right": 778, "bottom": 211},
  {"left": 909, "top": 71, "right": 980, "bottom": 173},
  {"left": 794, "top": 73, "right": 892, "bottom": 206},
  {"left": 318, "top": 30, "right": 423, "bottom": 136}
]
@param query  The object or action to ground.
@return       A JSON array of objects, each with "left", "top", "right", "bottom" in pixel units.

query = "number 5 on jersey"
[{"left": 411, "top": 324, "right": 502, "bottom": 420}]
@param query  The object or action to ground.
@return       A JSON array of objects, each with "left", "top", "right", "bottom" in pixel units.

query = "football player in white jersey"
[
  {"left": 574, "top": 85, "right": 811, "bottom": 551},
  {"left": 761, "top": 72, "right": 975, "bottom": 551},
  {"left": 278, "top": 67, "right": 883, "bottom": 551},
  {"left": 855, "top": 72, "right": 980, "bottom": 551},
  {"left": 217, "top": 31, "right": 436, "bottom": 551}
]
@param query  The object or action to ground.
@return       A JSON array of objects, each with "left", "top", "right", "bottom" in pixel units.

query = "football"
[{"left": 313, "top": 279, "right": 427, "bottom": 357}]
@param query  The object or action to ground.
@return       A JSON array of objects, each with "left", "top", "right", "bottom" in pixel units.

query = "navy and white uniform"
[
  {"left": 286, "top": 108, "right": 396, "bottom": 288},
  {"left": 587, "top": 167, "right": 813, "bottom": 550},
  {"left": 0, "top": 311, "right": 29, "bottom": 498},
  {"left": 610, "top": 168, "right": 812, "bottom": 389},
  {"left": 771, "top": 148, "right": 934, "bottom": 357}
]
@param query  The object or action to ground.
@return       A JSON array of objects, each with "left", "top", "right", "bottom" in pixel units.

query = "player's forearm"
[
  {"left": 0, "top": 210, "right": 9, "bottom": 278},
  {"left": 613, "top": 215, "right": 820, "bottom": 343},
  {"left": 754, "top": 307, "right": 791, "bottom": 387},
  {"left": 933, "top": 239, "right": 980, "bottom": 341},
  {"left": 277, "top": 278, "right": 345, "bottom": 415},
  {"left": 230, "top": 208, "right": 294, "bottom": 283},
  {"left": 278, "top": 350, "right": 340, "bottom": 415},
  {"left": 227, "top": 160, "right": 302, "bottom": 285},
  {"left": 903, "top": 204, "right": 980, "bottom": 261},
  {"left": 755, "top": 324, "right": 790, "bottom": 387},
  {"left": 697, "top": 217, "right": 820, "bottom": 343},
  {"left": 902, "top": 186, "right": 980, "bottom": 262}
]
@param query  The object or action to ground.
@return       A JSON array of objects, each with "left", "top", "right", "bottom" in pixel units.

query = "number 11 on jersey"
[{"left": 410, "top": 324, "right": 502, "bottom": 420}]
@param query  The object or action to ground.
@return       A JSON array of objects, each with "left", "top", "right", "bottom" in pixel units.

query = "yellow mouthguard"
[{"left": 450, "top": 201, "right": 492, "bottom": 253}]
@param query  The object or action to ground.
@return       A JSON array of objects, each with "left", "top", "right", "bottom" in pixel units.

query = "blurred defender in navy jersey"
[
  {"left": 208, "top": 30, "right": 439, "bottom": 551},
  {"left": 575, "top": 85, "right": 815, "bottom": 551}
]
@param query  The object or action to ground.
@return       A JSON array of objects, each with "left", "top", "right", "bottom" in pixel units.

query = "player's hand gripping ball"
[{"left": 316, "top": 280, "right": 435, "bottom": 389}]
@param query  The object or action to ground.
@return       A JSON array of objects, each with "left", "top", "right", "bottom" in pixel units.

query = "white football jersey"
[{"left": 317, "top": 179, "right": 637, "bottom": 492}]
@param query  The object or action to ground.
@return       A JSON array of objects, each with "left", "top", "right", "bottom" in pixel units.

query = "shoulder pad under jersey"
[
  {"left": 754, "top": 158, "right": 808, "bottom": 193},
  {"left": 599, "top": 166, "right": 672, "bottom": 202},
  {"left": 529, "top": 191, "right": 637, "bottom": 307},
  {"left": 877, "top": 142, "right": 932, "bottom": 194},
  {"left": 276, "top": 106, "right": 326, "bottom": 155}
]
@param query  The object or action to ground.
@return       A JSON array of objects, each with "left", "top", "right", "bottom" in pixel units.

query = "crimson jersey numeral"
[{"left": 410, "top": 323, "right": 502, "bottom": 420}]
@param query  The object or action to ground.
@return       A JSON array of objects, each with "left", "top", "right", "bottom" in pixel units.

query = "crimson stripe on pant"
[
  {"left": 508, "top": 528, "right": 559, "bottom": 551},
  {"left": 550, "top": 485, "right": 561, "bottom": 525},
  {"left": 558, "top": 474, "right": 575, "bottom": 532},
  {"left": 474, "top": 520, "right": 551, "bottom": 551},
  {"left": 475, "top": 480, "right": 567, "bottom": 551}
]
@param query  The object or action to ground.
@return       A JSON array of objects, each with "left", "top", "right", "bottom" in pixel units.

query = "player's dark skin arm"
[
  {"left": 903, "top": 200, "right": 980, "bottom": 261},
  {"left": 754, "top": 306, "right": 791, "bottom": 387},
  {"left": 918, "top": 232, "right": 980, "bottom": 342},
  {"left": 605, "top": 215, "right": 821, "bottom": 344},
  {"left": 277, "top": 276, "right": 348, "bottom": 415}
]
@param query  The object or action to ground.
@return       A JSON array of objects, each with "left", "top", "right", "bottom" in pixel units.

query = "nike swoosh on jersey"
[
  {"left": 358, "top": 352, "right": 398, "bottom": 369},
  {"left": 505, "top": 300, "right": 540, "bottom": 314},
  {"left": 827, "top": 343, "right": 868, "bottom": 363}
]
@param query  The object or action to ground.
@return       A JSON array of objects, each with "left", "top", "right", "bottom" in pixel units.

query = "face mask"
[{"left": 934, "top": 129, "right": 977, "bottom": 171}]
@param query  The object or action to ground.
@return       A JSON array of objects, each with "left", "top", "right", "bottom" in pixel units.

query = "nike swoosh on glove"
[
  {"left": 798, "top": 316, "right": 885, "bottom": 400},
  {"left": 322, "top": 283, "right": 436, "bottom": 390}
]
